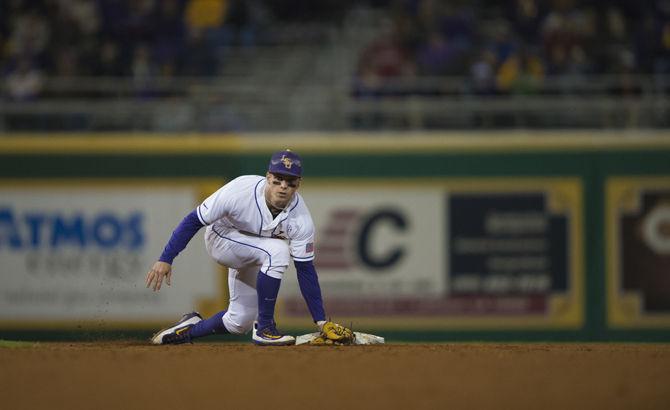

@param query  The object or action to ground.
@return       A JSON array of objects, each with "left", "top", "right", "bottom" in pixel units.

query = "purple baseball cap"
[{"left": 268, "top": 149, "right": 303, "bottom": 177}]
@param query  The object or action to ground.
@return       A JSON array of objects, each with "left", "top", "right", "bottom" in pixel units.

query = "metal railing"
[{"left": 1, "top": 74, "right": 669, "bottom": 132}]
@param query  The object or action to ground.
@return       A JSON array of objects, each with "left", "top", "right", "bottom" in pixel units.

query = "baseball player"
[{"left": 146, "top": 149, "right": 353, "bottom": 345}]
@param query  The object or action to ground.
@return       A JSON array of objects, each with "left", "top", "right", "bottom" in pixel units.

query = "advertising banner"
[
  {"left": 0, "top": 180, "right": 222, "bottom": 328},
  {"left": 607, "top": 177, "right": 670, "bottom": 328},
  {"left": 280, "top": 178, "right": 583, "bottom": 329}
]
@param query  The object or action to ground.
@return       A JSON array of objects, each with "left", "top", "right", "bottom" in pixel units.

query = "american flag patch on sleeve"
[{"left": 306, "top": 242, "right": 314, "bottom": 253}]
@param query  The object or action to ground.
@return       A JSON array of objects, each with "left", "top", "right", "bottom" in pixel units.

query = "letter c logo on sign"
[{"left": 357, "top": 209, "right": 408, "bottom": 270}]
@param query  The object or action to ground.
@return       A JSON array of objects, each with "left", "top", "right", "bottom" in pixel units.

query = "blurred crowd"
[
  {"left": 2, "top": 0, "right": 670, "bottom": 103},
  {"left": 0, "top": 0, "right": 278, "bottom": 101},
  {"left": 354, "top": 0, "right": 670, "bottom": 97}
]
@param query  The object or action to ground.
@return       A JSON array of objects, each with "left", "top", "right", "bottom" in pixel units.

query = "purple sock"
[
  {"left": 256, "top": 271, "right": 281, "bottom": 328},
  {"left": 189, "top": 310, "right": 229, "bottom": 338}
]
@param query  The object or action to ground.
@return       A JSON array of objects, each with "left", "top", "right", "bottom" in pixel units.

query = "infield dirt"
[{"left": 1, "top": 342, "right": 669, "bottom": 410}]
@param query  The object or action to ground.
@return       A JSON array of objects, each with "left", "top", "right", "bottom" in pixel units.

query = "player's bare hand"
[{"left": 146, "top": 261, "right": 172, "bottom": 292}]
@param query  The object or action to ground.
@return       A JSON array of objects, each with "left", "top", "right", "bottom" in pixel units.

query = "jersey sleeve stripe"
[{"left": 196, "top": 205, "right": 208, "bottom": 225}]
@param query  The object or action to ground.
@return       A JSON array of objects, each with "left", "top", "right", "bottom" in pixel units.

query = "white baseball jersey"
[{"left": 196, "top": 175, "right": 315, "bottom": 262}]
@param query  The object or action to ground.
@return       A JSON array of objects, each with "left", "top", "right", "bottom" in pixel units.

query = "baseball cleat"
[
  {"left": 252, "top": 321, "right": 295, "bottom": 346},
  {"left": 151, "top": 312, "right": 203, "bottom": 345}
]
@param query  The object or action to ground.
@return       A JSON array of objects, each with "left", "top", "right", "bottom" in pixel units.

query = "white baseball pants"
[{"left": 204, "top": 225, "right": 290, "bottom": 334}]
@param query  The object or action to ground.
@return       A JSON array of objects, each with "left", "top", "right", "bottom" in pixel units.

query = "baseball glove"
[{"left": 310, "top": 321, "right": 355, "bottom": 345}]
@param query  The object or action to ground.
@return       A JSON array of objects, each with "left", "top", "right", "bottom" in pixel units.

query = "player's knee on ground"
[
  {"left": 222, "top": 309, "right": 257, "bottom": 334},
  {"left": 260, "top": 239, "right": 290, "bottom": 279}
]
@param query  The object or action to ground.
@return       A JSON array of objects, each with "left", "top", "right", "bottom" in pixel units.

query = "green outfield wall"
[{"left": 1, "top": 131, "right": 670, "bottom": 342}]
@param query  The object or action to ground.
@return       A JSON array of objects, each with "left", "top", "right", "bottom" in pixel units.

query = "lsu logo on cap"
[{"left": 280, "top": 155, "right": 295, "bottom": 170}]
